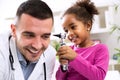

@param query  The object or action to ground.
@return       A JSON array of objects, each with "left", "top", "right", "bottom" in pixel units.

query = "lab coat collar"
[{"left": 10, "top": 36, "right": 46, "bottom": 80}]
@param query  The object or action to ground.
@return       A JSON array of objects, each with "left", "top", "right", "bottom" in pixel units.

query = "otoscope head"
[
  {"left": 53, "top": 34, "right": 61, "bottom": 38},
  {"left": 53, "top": 33, "right": 66, "bottom": 39}
]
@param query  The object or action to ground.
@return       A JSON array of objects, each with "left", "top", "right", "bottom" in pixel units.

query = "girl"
[{"left": 56, "top": 0, "right": 109, "bottom": 80}]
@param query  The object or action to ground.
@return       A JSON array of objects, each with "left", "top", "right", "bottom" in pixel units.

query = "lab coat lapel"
[
  {"left": 28, "top": 54, "right": 45, "bottom": 80},
  {"left": 10, "top": 37, "right": 25, "bottom": 80}
]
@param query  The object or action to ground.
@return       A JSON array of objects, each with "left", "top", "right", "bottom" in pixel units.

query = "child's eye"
[
  {"left": 71, "top": 25, "right": 75, "bottom": 29},
  {"left": 64, "top": 29, "right": 68, "bottom": 33}
]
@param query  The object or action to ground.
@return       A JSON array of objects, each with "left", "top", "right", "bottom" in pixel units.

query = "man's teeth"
[{"left": 29, "top": 49, "right": 39, "bottom": 54}]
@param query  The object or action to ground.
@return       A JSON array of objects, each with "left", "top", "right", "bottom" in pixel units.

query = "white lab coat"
[{"left": 0, "top": 32, "right": 57, "bottom": 80}]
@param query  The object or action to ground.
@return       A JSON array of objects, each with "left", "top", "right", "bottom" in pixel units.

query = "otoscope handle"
[
  {"left": 60, "top": 43, "right": 68, "bottom": 72},
  {"left": 60, "top": 60, "right": 68, "bottom": 72},
  {"left": 53, "top": 33, "right": 68, "bottom": 72}
]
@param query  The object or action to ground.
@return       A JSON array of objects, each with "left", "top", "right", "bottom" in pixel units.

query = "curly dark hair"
[{"left": 62, "top": 0, "right": 99, "bottom": 25}]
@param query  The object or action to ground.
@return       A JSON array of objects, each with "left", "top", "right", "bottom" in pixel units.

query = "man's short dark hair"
[{"left": 16, "top": 0, "right": 53, "bottom": 21}]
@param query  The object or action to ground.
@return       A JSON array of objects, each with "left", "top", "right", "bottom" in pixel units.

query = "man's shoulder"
[
  {"left": 0, "top": 32, "right": 11, "bottom": 58},
  {"left": 0, "top": 31, "right": 10, "bottom": 43},
  {"left": 0, "top": 33, "right": 10, "bottom": 69},
  {"left": 44, "top": 45, "right": 56, "bottom": 59},
  {"left": 43, "top": 45, "right": 57, "bottom": 68},
  {"left": 45, "top": 45, "right": 56, "bottom": 54}
]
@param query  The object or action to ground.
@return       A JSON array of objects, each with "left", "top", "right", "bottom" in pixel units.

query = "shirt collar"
[{"left": 17, "top": 49, "right": 38, "bottom": 66}]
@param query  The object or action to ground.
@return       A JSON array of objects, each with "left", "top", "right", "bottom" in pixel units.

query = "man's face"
[{"left": 11, "top": 13, "right": 53, "bottom": 62}]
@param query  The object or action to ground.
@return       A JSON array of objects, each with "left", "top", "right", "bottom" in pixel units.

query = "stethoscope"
[{"left": 8, "top": 35, "right": 46, "bottom": 80}]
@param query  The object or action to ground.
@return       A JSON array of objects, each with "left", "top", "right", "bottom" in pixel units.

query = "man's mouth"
[{"left": 27, "top": 48, "right": 40, "bottom": 54}]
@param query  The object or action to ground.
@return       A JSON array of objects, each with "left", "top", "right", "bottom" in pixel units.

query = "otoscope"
[{"left": 53, "top": 33, "right": 68, "bottom": 72}]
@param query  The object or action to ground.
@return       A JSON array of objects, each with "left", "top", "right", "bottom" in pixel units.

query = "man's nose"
[{"left": 32, "top": 37, "right": 44, "bottom": 50}]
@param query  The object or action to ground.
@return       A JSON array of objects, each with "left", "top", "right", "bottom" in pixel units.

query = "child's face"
[{"left": 61, "top": 14, "right": 91, "bottom": 47}]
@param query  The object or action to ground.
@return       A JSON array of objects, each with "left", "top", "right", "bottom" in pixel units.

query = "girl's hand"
[{"left": 56, "top": 46, "right": 77, "bottom": 62}]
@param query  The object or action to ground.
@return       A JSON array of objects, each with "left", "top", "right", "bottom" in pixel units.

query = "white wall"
[{"left": 0, "top": 0, "right": 27, "bottom": 19}]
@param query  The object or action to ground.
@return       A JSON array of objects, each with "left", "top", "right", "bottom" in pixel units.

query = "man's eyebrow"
[
  {"left": 22, "top": 31, "right": 34, "bottom": 35},
  {"left": 22, "top": 31, "right": 51, "bottom": 36},
  {"left": 43, "top": 33, "right": 51, "bottom": 36}
]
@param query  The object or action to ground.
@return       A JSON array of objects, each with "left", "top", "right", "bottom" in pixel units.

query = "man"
[{"left": 0, "top": 0, "right": 56, "bottom": 80}]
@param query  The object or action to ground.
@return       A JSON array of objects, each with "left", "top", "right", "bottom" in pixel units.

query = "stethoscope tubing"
[{"left": 8, "top": 35, "right": 46, "bottom": 80}]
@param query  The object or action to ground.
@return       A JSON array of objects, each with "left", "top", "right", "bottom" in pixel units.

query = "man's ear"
[{"left": 11, "top": 24, "right": 16, "bottom": 37}]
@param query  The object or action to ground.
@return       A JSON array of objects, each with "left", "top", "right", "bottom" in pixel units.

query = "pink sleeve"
[
  {"left": 56, "top": 67, "right": 67, "bottom": 80},
  {"left": 69, "top": 45, "right": 109, "bottom": 80}
]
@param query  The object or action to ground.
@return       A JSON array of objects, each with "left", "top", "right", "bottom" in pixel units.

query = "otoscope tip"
[{"left": 53, "top": 34, "right": 61, "bottom": 38}]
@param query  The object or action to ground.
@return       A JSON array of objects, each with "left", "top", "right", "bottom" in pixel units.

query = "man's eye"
[
  {"left": 42, "top": 35, "right": 50, "bottom": 39},
  {"left": 24, "top": 34, "right": 34, "bottom": 38}
]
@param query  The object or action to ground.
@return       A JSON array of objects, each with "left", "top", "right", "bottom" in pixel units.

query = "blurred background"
[{"left": 0, "top": 0, "right": 120, "bottom": 79}]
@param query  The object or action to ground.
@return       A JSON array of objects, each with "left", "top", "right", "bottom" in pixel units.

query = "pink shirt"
[{"left": 56, "top": 43, "right": 109, "bottom": 80}]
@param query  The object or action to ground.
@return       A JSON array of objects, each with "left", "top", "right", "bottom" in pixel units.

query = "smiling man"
[{"left": 0, "top": 0, "right": 56, "bottom": 80}]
